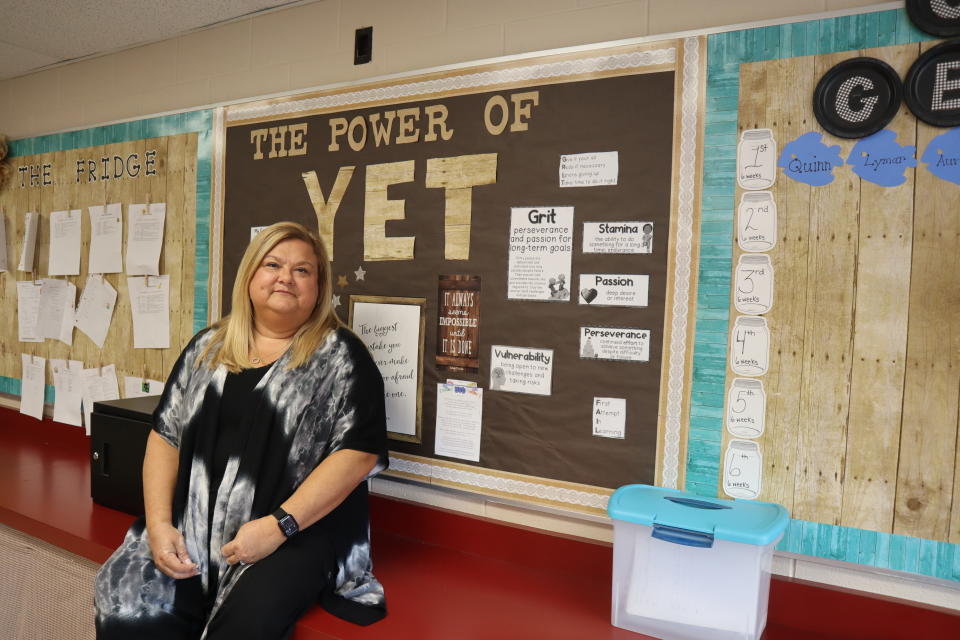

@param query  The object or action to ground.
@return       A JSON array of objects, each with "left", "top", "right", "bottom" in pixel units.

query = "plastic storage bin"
[{"left": 607, "top": 484, "right": 789, "bottom": 640}]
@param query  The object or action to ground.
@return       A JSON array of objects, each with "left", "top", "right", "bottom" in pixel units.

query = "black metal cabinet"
[{"left": 90, "top": 396, "right": 160, "bottom": 516}]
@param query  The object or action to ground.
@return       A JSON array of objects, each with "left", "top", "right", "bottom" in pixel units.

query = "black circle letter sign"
[
  {"left": 905, "top": 40, "right": 960, "bottom": 127},
  {"left": 907, "top": 0, "right": 960, "bottom": 37},
  {"left": 813, "top": 58, "right": 902, "bottom": 138}
]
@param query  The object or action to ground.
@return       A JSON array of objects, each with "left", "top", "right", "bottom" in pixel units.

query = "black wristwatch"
[{"left": 272, "top": 507, "right": 299, "bottom": 537}]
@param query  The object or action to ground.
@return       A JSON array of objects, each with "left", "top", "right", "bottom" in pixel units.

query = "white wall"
[
  {"left": 5, "top": 0, "right": 957, "bottom": 613},
  {"left": 1, "top": 0, "right": 887, "bottom": 139}
]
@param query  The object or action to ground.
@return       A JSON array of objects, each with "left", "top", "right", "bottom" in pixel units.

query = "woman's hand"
[
  {"left": 147, "top": 522, "right": 199, "bottom": 579},
  {"left": 221, "top": 516, "right": 286, "bottom": 566}
]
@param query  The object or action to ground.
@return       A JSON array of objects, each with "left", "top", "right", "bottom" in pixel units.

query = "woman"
[{"left": 95, "top": 222, "right": 388, "bottom": 639}]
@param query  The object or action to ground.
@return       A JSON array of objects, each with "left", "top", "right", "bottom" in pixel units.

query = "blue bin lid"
[{"left": 607, "top": 484, "right": 789, "bottom": 546}]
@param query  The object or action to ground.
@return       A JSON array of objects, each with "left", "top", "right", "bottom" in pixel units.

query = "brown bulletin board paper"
[{"left": 218, "top": 39, "right": 703, "bottom": 508}]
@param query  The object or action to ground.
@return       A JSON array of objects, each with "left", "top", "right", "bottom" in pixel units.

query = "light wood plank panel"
[
  {"left": 0, "top": 162, "right": 32, "bottom": 376},
  {"left": 76, "top": 145, "right": 110, "bottom": 369},
  {"left": 840, "top": 43, "right": 919, "bottom": 533},
  {"left": 137, "top": 137, "right": 169, "bottom": 386},
  {"left": 792, "top": 51, "right": 861, "bottom": 526},
  {"left": 43, "top": 148, "right": 74, "bottom": 366},
  {"left": 163, "top": 133, "right": 189, "bottom": 380},
  {"left": 103, "top": 140, "right": 143, "bottom": 374},
  {"left": 177, "top": 132, "right": 199, "bottom": 370},
  {"left": 894, "top": 49, "right": 960, "bottom": 540},
  {"left": 20, "top": 153, "right": 48, "bottom": 367}
]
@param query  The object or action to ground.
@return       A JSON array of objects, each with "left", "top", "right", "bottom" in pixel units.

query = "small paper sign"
[
  {"left": 559, "top": 151, "right": 618, "bottom": 187},
  {"left": 582, "top": 221, "right": 653, "bottom": 254},
  {"left": 580, "top": 327, "right": 650, "bottom": 363},
  {"left": 490, "top": 345, "right": 553, "bottom": 396},
  {"left": 592, "top": 397, "right": 626, "bottom": 438},
  {"left": 578, "top": 274, "right": 648, "bottom": 307}
]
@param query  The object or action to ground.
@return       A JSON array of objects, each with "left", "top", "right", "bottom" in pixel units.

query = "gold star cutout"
[{"left": 336, "top": 274, "right": 348, "bottom": 288}]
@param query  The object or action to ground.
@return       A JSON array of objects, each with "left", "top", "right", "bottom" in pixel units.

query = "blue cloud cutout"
[
  {"left": 777, "top": 131, "right": 844, "bottom": 186},
  {"left": 920, "top": 127, "right": 960, "bottom": 186},
  {"left": 848, "top": 130, "right": 916, "bottom": 187}
]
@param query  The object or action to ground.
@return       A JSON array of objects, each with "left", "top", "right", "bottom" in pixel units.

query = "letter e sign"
[{"left": 905, "top": 40, "right": 960, "bottom": 127}]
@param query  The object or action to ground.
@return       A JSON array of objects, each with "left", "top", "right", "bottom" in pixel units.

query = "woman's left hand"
[{"left": 221, "top": 516, "right": 286, "bottom": 566}]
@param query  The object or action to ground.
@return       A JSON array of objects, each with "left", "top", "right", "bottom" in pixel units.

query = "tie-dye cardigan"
[{"left": 95, "top": 326, "right": 389, "bottom": 632}]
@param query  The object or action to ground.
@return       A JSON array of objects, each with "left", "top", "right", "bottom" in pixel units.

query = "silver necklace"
[{"left": 251, "top": 337, "right": 292, "bottom": 365}]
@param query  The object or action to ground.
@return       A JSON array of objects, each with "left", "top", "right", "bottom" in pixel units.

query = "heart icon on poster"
[{"left": 580, "top": 288, "right": 598, "bottom": 303}]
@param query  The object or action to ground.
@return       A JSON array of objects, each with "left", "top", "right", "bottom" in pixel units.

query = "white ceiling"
[{"left": 0, "top": 0, "right": 305, "bottom": 81}]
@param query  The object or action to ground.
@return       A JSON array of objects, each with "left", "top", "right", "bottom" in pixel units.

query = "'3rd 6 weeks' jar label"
[{"left": 735, "top": 254, "right": 774, "bottom": 315}]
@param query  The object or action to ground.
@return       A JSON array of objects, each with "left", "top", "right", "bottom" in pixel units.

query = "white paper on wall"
[
  {"left": 507, "top": 206, "right": 574, "bottom": 301},
  {"left": 592, "top": 397, "right": 626, "bottom": 439},
  {"left": 0, "top": 212, "right": 8, "bottom": 272},
  {"left": 19, "top": 354, "right": 46, "bottom": 421},
  {"left": 48, "top": 209, "right": 82, "bottom": 275},
  {"left": 128, "top": 275, "right": 170, "bottom": 349},
  {"left": 51, "top": 359, "right": 84, "bottom": 427},
  {"left": 88, "top": 203, "right": 123, "bottom": 274},
  {"left": 489, "top": 345, "right": 553, "bottom": 395},
  {"left": 37, "top": 279, "right": 71, "bottom": 341},
  {"left": 81, "top": 364, "right": 120, "bottom": 435},
  {"left": 125, "top": 203, "right": 165, "bottom": 276},
  {"left": 17, "top": 211, "right": 39, "bottom": 272},
  {"left": 58, "top": 282, "right": 77, "bottom": 346},
  {"left": 75, "top": 275, "right": 117, "bottom": 349},
  {"left": 559, "top": 151, "right": 618, "bottom": 187},
  {"left": 434, "top": 383, "right": 483, "bottom": 462},
  {"left": 16, "top": 280, "right": 44, "bottom": 342}
]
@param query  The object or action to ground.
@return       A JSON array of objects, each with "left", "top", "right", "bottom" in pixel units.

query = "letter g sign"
[{"left": 813, "top": 58, "right": 902, "bottom": 138}]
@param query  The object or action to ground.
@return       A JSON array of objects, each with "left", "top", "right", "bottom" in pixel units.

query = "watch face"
[{"left": 278, "top": 514, "right": 298, "bottom": 536}]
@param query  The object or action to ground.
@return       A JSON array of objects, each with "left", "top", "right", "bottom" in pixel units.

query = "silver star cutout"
[
  {"left": 331, "top": 294, "right": 341, "bottom": 308},
  {"left": 354, "top": 265, "right": 366, "bottom": 281}
]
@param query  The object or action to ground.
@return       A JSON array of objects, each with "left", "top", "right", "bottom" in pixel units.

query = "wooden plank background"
[
  {"left": 0, "top": 135, "right": 198, "bottom": 393},
  {"left": 724, "top": 42, "right": 960, "bottom": 545}
]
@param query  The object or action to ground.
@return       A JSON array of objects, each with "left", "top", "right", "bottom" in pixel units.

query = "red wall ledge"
[{"left": 2, "top": 409, "right": 959, "bottom": 639}]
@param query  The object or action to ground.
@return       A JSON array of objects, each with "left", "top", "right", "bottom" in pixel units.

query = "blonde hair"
[{"left": 200, "top": 221, "right": 340, "bottom": 372}]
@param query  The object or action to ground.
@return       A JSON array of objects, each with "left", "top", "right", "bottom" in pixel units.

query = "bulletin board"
[
  {"left": 692, "top": 8, "right": 960, "bottom": 582},
  {"left": 0, "top": 112, "right": 213, "bottom": 403},
  {"left": 217, "top": 39, "right": 706, "bottom": 514}
]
